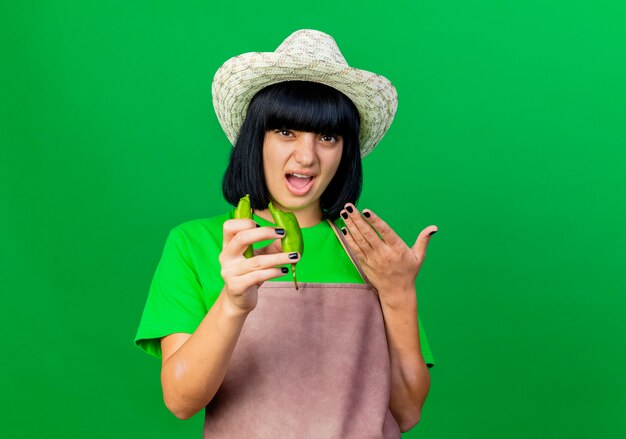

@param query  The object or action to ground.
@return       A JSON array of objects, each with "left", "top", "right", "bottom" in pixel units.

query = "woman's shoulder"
[
  {"left": 167, "top": 210, "right": 234, "bottom": 247},
  {"left": 173, "top": 210, "right": 233, "bottom": 232}
]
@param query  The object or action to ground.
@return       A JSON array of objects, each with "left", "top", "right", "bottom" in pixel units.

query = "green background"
[{"left": 2, "top": 1, "right": 625, "bottom": 437}]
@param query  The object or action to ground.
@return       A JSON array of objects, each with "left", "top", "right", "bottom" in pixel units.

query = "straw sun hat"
[{"left": 212, "top": 29, "right": 398, "bottom": 158}]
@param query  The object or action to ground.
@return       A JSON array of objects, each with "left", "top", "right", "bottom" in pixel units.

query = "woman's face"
[{"left": 262, "top": 129, "right": 343, "bottom": 214}]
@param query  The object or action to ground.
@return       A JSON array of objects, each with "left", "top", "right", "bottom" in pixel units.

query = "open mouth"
[{"left": 285, "top": 172, "right": 316, "bottom": 195}]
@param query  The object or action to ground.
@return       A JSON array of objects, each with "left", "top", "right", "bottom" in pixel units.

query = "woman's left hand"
[{"left": 340, "top": 203, "right": 438, "bottom": 302}]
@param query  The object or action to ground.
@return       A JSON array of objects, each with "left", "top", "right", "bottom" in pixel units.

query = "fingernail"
[
  {"left": 363, "top": 211, "right": 371, "bottom": 218},
  {"left": 281, "top": 267, "right": 289, "bottom": 274},
  {"left": 346, "top": 205, "right": 353, "bottom": 213},
  {"left": 341, "top": 211, "right": 348, "bottom": 219},
  {"left": 275, "top": 228, "right": 285, "bottom": 235},
  {"left": 429, "top": 230, "right": 438, "bottom": 236},
  {"left": 288, "top": 252, "right": 299, "bottom": 260},
  {"left": 341, "top": 227, "right": 347, "bottom": 235}
]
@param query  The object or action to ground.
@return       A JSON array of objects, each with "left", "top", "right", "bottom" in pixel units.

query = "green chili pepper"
[
  {"left": 234, "top": 194, "right": 254, "bottom": 258},
  {"left": 268, "top": 201, "right": 304, "bottom": 290}
]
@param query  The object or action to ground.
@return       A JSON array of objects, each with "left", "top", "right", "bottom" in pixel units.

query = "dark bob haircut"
[{"left": 222, "top": 80, "right": 362, "bottom": 221}]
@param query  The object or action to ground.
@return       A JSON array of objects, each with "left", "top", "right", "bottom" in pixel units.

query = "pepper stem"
[{"left": 292, "top": 263, "right": 298, "bottom": 290}]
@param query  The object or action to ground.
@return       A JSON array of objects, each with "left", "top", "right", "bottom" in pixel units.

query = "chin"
[{"left": 272, "top": 195, "right": 316, "bottom": 212}]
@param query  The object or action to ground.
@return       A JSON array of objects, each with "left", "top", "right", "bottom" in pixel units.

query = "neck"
[{"left": 254, "top": 201, "right": 323, "bottom": 228}]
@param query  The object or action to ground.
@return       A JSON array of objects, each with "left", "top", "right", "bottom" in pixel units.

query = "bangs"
[{"left": 251, "top": 81, "right": 360, "bottom": 136}]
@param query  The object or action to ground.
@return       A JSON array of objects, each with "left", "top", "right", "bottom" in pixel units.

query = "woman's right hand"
[{"left": 219, "top": 218, "right": 299, "bottom": 315}]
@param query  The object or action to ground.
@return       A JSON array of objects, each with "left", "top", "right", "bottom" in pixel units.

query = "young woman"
[{"left": 135, "top": 29, "right": 437, "bottom": 438}]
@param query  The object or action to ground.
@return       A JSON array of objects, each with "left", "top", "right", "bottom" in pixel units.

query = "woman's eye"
[
  {"left": 321, "top": 134, "right": 338, "bottom": 142},
  {"left": 276, "top": 129, "right": 293, "bottom": 137}
]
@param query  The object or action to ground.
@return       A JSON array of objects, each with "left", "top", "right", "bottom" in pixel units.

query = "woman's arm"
[
  {"left": 160, "top": 290, "right": 249, "bottom": 420},
  {"left": 337, "top": 203, "right": 437, "bottom": 431},
  {"left": 378, "top": 286, "right": 431, "bottom": 432},
  {"left": 160, "top": 219, "right": 297, "bottom": 419}
]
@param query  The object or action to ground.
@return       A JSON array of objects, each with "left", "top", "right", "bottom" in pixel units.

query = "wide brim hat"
[{"left": 212, "top": 29, "right": 398, "bottom": 158}]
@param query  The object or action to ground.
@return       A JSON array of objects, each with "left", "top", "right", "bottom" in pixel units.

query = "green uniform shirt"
[{"left": 134, "top": 210, "right": 435, "bottom": 368}]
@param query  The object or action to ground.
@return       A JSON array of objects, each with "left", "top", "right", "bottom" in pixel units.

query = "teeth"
[{"left": 291, "top": 173, "right": 313, "bottom": 179}]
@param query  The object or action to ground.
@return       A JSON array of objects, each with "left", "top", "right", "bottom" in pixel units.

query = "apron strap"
[{"left": 327, "top": 219, "right": 378, "bottom": 294}]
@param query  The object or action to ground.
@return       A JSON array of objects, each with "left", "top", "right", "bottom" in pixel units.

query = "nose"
[{"left": 293, "top": 133, "right": 317, "bottom": 166}]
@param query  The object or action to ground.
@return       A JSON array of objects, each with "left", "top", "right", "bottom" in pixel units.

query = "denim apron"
[{"left": 203, "top": 220, "right": 400, "bottom": 438}]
